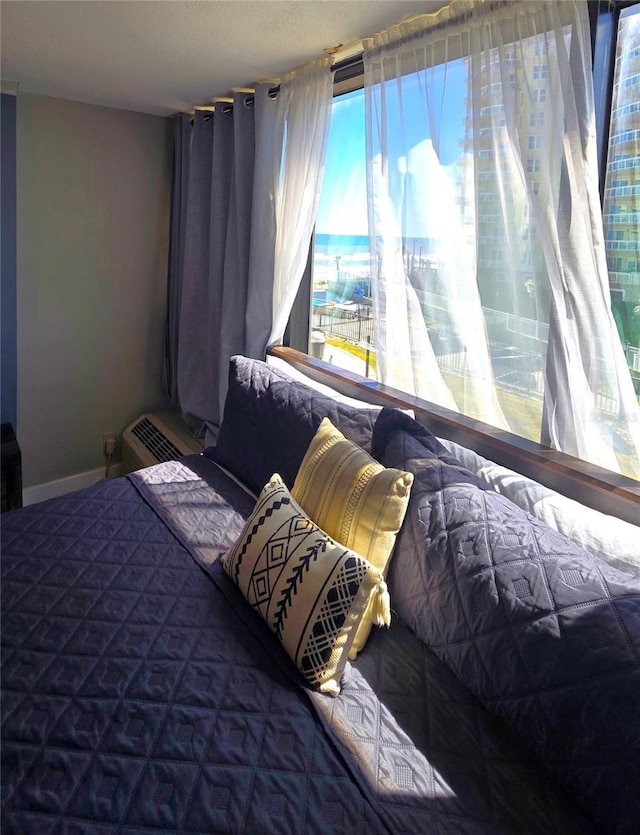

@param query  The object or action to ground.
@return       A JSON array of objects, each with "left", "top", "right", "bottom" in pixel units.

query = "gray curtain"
[
  {"left": 167, "top": 85, "right": 278, "bottom": 437},
  {"left": 163, "top": 115, "right": 191, "bottom": 405},
  {"left": 217, "top": 91, "right": 254, "bottom": 419},
  {"left": 176, "top": 109, "right": 216, "bottom": 434}
]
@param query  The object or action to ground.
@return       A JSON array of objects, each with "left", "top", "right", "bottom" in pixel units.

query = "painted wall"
[
  {"left": 17, "top": 93, "right": 172, "bottom": 488},
  {"left": 1, "top": 93, "right": 17, "bottom": 428}
]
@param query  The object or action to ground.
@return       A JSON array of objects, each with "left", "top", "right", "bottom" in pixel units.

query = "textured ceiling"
[{"left": 0, "top": 1, "right": 442, "bottom": 116}]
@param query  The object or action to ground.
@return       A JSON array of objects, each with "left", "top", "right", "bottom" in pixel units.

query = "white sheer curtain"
[
  {"left": 268, "top": 58, "right": 333, "bottom": 347},
  {"left": 244, "top": 83, "right": 279, "bottom": 360},
  {"left": 363, "top": 0, "right": 640, "bottom": 477}
]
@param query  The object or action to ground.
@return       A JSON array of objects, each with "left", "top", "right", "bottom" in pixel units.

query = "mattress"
[{"left": 1, "top": 456, "right": 591, "bottom": 833}]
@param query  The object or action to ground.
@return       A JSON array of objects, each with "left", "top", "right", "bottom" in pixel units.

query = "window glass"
[
  {"left": 311, "top": 8, "right": 639, "bottom": 473},
  {"left": 602, "top": 4, "right": 640, "bottom": 394},
  {"left": 312, "top": 87, "right": 375, "bottom": 373},
  {"left": 313, "top": 41, "right": 555, "bottom": 443}
]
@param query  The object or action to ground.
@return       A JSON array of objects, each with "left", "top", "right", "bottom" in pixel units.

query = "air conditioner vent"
[
  {"left": 121, "top": 410, "right": 203, "bottom": 474},
  {"left": 131, "top": 417, "right": 183, "bottom": 463}
]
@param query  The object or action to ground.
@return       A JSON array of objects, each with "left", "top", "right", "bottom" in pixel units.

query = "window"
[
  {"left": 601, "top": 4, "right": 640, "bottom": 392},
  {"left": 312, "top": 87, "right": 373, "bottom": 366},
  {"left": 304, "top": 1, "right": 639, "bottom": 477}
]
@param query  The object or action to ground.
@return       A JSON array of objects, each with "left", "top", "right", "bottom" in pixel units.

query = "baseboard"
[{"left": 23, "top": 463, "right": 124, "bottom": 507}]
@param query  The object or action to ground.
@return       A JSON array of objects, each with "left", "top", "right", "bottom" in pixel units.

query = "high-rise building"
[
  {"left": 467, "top": 37, "right": 552, "bottom": 353},
  {"left": 602, "top": 6, "right": 640, "bottom": 384}
]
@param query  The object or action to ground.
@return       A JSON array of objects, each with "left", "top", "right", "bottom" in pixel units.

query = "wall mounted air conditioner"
[{"left": 121, "top": 409, "right": 203, "bottom": 473}]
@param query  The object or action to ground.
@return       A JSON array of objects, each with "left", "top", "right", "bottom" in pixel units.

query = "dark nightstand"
[{"left": 1, "top": 423, "right": 22, "bottom": 512}]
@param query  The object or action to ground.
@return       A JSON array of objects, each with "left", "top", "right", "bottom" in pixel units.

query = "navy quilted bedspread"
[{"left": 1, "top": 456, "right": 593, "bottom": 833}]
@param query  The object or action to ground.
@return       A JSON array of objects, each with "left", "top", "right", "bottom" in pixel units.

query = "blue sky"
[
  {"left": 315, "top": 88, "right": 368, "bottom": 236},
  {"left": 315, "top": 59, "right": 468, "bottom": 238}
]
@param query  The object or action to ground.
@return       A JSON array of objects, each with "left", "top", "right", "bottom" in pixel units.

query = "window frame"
[
  {"left": 269, "top": 345, "right": 640, "bottom": 522},
  {"left": 592, "top": 0, "right": 639, "bottom": 194},
  {"left": 284, "top": 1, "right": 640, "bottom": 484},
  {"left": 290, "top": 3, "right": 633, "bottom": 355}
]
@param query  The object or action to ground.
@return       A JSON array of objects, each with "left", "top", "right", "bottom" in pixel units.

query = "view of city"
[
  {"left": 603, "top": 5, "right": 640, "bottom": 387},
  {"left": 311, "top": 9, "right": 640, "bottom": 463}
]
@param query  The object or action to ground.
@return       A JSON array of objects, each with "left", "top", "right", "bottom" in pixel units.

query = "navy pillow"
[
  {"left": 379, "top": 417, "right": 640, "bottom": 835},
  {"left": 371, "top": 408, "right": 491, "bottom": 630},
  {"left": 211, "top": 356, "right": 377, "bottom": 495},
  {"left": 371, "top": 407, "right": 490, "bottom": 490}
]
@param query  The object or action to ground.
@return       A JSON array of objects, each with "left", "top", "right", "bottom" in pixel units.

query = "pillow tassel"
[{"left": 372, "top": 578, "right": 391, "bottom": 627}]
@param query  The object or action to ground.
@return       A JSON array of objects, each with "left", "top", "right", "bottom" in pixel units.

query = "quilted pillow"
[
  {"left": 266, "top": 354, "right": 415, "bottom": 417},
  {"left": 440, "top": 436, "right": 640, "bottom": 574},
  {"left": 371, "top": 407, "right": 491, "bottom": 490},
  {"left": 221, "top": 474, "right": 391, "bottom": 695},
  {"left": 292, "top": 417, "right": 413, "bottom": 658},
  {"left": 377, "top": 413, "right": 640, "bottom": 834},
  {"left": 212, "top": 356, "right": 377, "bottom": 495}
]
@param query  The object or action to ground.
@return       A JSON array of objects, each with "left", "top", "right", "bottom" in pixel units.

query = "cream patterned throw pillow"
[
  {"left": 292, "top": 418, "right": 413, "bottom": 658},
  {"left": 221, "top": 474, "right": 390, "bottom": 695}
]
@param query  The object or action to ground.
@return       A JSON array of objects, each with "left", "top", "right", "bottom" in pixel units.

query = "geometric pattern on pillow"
[
  {"left": 222, "top": 474, "right": 387, "bottom": 695},
  {"left": 379, "top": 424, "right": 640, "bottom": 834},
  {"left": 438, "top": 435, "right": 640, "bottom": 575},
  {"left": 292, "top": 418, "right": 413, "bottom": 658}
]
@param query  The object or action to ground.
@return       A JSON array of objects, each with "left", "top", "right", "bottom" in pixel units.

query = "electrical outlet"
[{"left": 102, "top": 431, "right": 117, "bottom": 456}]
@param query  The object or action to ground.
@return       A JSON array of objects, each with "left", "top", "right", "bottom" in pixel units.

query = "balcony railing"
[
  {"left": 312, "top": 294, "right": 639, "bottom": 413},
  {"left": 626, "top": 343, "right": 640, "bottom": 372},
  {"left": 604, "top": 241, "right": 640, "bottom": 254},
  {"left": 603, "top": 213, "right": 640, "bottom": 224},
  {"left": 312, "top": 304, "right": 373, "bottom": 344}
]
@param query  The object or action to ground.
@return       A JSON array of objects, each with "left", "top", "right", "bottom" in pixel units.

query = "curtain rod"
[
  {"left": 188, "top": 0, "right": 518, "bottom": 115},
  {"left": 188, "top": 50, "right": 364, "bottom": 116}
]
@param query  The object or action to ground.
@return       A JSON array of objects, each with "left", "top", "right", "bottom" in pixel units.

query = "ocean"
[
  {"left": 313, "top": 232, "right": 435, "bottom": 283},
  {"left": 314, "top": 232, "right": 370, "bottom": 256},
  {"left": 313, "top": 233, "right": 371, "bottom": 282}
]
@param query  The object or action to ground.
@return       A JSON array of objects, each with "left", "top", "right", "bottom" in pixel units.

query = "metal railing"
[
  {"left": 312, "top": 305, "right": 373, "bottom": 344},
  {"left": 625, "top": 343, "right": 640, "bottom": 372},
  {"left": 312, "top": 294, "right": 639, "bottom": 413}
]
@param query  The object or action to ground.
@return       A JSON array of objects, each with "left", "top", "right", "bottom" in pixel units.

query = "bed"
[{"left": 2, "top": 352, "right": 639, "bottom": 834}]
